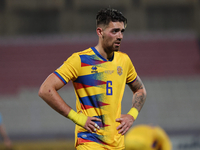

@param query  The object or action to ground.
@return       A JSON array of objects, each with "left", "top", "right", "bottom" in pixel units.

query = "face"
[{"left": 99, "top": 21, "right": 125, "bottom": 53}]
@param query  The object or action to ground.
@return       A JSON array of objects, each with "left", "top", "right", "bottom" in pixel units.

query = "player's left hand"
[{"left": 116, "top": 114, "right": 134, "bottom": 135}]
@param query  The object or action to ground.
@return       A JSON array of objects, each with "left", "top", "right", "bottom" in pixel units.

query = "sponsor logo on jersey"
[
  {"left": 91, "top": 66, "right": 98, "bottom": 73},
  {"left": 117, "top": 66, "right": 123, "bottom": 76},
  {"left": 104, "top": 70, "right": 114, "bottom": 74}
]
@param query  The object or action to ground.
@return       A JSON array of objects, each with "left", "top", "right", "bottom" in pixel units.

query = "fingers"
[
  {"left": 84, "top": 117, "right": 101, "bottom": 133},
  {"left": 94, "top": 123, "right": 100, "bottom": 130},
  {"left": 118, "top": 123, "right": 129, "bottom": 135},
  {"left": 89, "top": 123, "right": 98, "bottom": 132},
  {"left": 116, "top": 118, "right": 122, "bottom": 122},
  {"left": 85, "top": 124, "right": 94, "bottom": 133},
  {"left": 116, "top": 114, "right": 125, "bottom": 122},
  {"left": 116, "top": 114, "right": 134, "bottom": 135},
  {"left": 85, "top": 122, "right": 97, "bottom": 133},
  {"left": 116, "top": 121, "right": 124, "bottom": 130},
  {"left": 91, "top": 117, "right": 101, "bottom": 130},
  {"left": 91, "top": 117, "right": 102, "bottom": 122}
]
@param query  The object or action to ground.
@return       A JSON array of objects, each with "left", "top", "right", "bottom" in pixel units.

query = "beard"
[
  {"left": 113, "top": 44, "right": 120, "bottom": 51},
  {"left": 103, "top": 43, "right": 120, "bottom": 53},
  {"left": 102, "top": 36, "right": 120, "bottom": 52}
]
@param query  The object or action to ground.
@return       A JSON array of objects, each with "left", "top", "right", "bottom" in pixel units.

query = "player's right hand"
[{"left": 84, "top": 117, "right": 101, "bottom": 133}]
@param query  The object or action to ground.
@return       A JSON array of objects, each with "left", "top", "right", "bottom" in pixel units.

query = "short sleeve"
[
  {"left": 54, "top": 53, "right": 81, "bottom": 84},
  {"left": 126, "top": 55, "right": 137, "bottom": 84}
]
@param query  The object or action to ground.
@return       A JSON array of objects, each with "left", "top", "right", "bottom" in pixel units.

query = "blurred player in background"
[
  {"left": 0, "top": 113, "right": 12, "bottom": 149},
  {"left": 39, "top": 7, "right": 147, "bottom": 150},
  {"left": 125, "top": 124, "right": 172, "bottom": 150}
]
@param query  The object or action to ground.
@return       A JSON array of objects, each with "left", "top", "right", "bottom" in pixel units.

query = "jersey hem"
[
  {"left": 127, "top": 76, "right": 137, "bottom": 84},
  {"left": 53, "top": 71, "right": 67, "bottom": 84}
]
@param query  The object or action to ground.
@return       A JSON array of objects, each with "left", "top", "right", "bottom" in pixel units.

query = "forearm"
[
  {"left": 38, "top": 73, "right": 90, "bottom": 128},
  {"left": 39, "top": 87, "right": 89, "bottom": 128},
  {"left": 39, "top": 85, "right": 72, "bottom": 118},
  {"left": 127, "top": 89, "right": 146, "bottom": 121},
  {"left": 132, "top": 88, "right": 146, "bottom": 112},
  {"left": 117, "top": 82, "right": 147, "bottom": 134},
  {"left": 128, "top": 76, "right": 147, "bottom": 112}
]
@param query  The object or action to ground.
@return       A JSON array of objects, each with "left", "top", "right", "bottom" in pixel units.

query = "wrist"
[
  {"left": 67, "top": 109, "right": 87, "bottom": 127},
  {"left": 127, "top": 107, "right": 139, "bottom": 120}
]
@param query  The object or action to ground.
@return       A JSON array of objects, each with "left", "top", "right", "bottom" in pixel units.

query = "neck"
[{"left": 95, "top": 44, "right": 114, "bottom": 60}]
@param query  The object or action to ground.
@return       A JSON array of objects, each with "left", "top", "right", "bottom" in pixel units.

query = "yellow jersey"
[
  {"left": 125, "top": 124, "right": 172, "bottom": 150},
  {"left": 54, "top": 47, "right": 137, "bottom": 149}
]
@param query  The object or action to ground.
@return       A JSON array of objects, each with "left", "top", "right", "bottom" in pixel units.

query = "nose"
[{"left": 117, "top": 31, "right": 123, "bottom": 40}]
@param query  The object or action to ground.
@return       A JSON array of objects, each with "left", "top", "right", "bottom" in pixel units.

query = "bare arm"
[
  {"left": 128, "top": 75, "right": 147, "bottom": 112},
  {"left": 116, "top": 75, "right": 147, "bottom": 135},
  {"left": 38, "top": 73, "right": 101, "bottom": 132},
  {"left": 38, "top": 73, "right": 72, "bottom": 117}
]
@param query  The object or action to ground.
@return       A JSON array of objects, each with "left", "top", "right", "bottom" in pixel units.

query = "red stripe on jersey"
[
  {"left": 74, "top": 82, "right": 92, "bottom": 89},
  {"left": 81, "top": 62, "right": 91, "bottom": 67}
]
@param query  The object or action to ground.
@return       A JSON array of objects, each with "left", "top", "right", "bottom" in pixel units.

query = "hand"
[
  {"left": 84, "top": 117, "right": 101, "bottom": 133},
  {"left": 116, "top": 114, "right": 134, "bottom": 135}
]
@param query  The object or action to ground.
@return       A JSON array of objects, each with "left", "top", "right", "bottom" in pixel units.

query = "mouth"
[{"left": 114, "top": 41, "right": 121, "bottom": 47}]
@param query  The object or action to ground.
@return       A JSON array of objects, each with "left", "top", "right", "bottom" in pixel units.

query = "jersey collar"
[{"left": 91, "top": 47, "right": 114, "bottom": 62}]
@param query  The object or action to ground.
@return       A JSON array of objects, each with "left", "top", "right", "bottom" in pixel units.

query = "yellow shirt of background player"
[{"left": 125, "top": 124, "right": 172, "bottom": 150}]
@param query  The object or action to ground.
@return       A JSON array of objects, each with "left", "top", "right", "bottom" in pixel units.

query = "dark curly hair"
[{"left": 96, "top": 8, "right": 127, "bottom": 28}]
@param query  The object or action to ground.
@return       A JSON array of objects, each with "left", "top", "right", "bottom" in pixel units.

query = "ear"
[{"left": 96, "top": 27, "right": 103, "bottom": 37}]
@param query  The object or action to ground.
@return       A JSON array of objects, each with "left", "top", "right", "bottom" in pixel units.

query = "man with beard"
[{"left": 39, "top": 8, "right": 147, "bottom": 150}]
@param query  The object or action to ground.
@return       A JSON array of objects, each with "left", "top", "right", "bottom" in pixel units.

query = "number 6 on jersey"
[{"left": 106, "top": 81, "right": 113, "bottom": 95}]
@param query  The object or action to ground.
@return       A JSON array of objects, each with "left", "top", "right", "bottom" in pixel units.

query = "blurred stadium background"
[{"left": 0, "top": 0, "right": 200, "bottom": 149}]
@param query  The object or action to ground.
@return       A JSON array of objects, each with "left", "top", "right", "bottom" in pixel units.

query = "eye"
[
  {"left": 111, "top": 28, "right": 125, "bottom": 34},
  {"left": 112, "top": 30, "right": 117, "bottom": 34},
  {"left": 111, "top": 29, "right": 119, "bottom": 34}
]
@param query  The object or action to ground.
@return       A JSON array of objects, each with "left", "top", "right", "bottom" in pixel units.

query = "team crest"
[{"left": 117, "top": 66, "right": 123, "bottom": 76}]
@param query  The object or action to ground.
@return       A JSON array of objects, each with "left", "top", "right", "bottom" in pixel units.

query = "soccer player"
[
  {"left": 39, "top": 8, "right": 147, "bottom": 150},
  {"left": 125, "top": 124, "right": 172, "bottom": 150}
]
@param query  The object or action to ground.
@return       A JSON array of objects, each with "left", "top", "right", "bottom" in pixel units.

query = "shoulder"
[
  {"left": 116, "top": 51, "right": 130, "bottom": 58},
  {"left": 115, "top": 51, "right": 132, "bottom": 62},
  {"left": 116, "top": 51, "right": 128, "bottom": 56}
]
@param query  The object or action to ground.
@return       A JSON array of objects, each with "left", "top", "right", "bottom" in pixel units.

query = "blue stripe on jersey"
[
  {"left": 54, "top": 71, "right": 67, "bottom": 84},
  {"left": 78, "top": 132, "right": 104, "bottom": 144},
  {"left": 74, "top": 73, "right": 106, "bottom": 87},
  {"left": 91, "top": 47, "right": 107, "bottom": 61},
  {"left": 91, "top": 47, "right": 114, "bottom": 61},
  {"left": 79, "top": 94, "right": 104, "bottom": 108},
  {"left": 80, "top": 54, "right": 106, "bottom": 65},
  {"left": 80, "top": 55, "right": 107, "bottom": 65}
]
